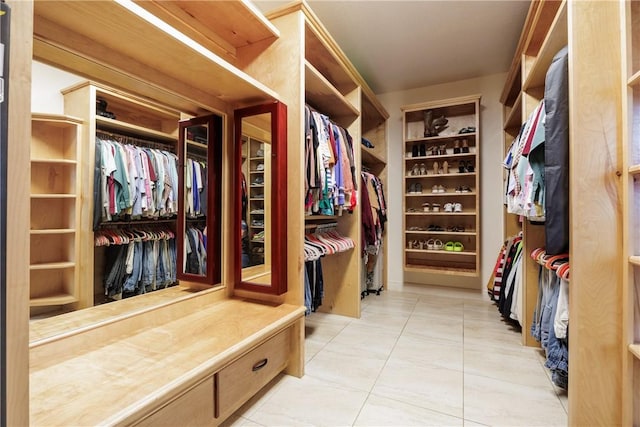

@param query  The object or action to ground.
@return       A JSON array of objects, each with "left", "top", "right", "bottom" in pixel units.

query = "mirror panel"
[
  {"left": 177, "top": 114, "right": 222, "bottom": 285},
  {"left": 234, "top": 102, "right": 287, "bottom": 295}
]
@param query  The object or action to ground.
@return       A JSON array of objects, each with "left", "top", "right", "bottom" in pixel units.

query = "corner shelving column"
[
  {"left": 516, "top": 0, "right": 567, "bottom": 347},
  {"left": 622, "top": 1, "right": 640, "bottom": 424},
  {"left": 402, "top": 95, "right": 481, "bottom": 278},
  {"left": 30, "top": 114, "right": 83, "bottom": 314}
]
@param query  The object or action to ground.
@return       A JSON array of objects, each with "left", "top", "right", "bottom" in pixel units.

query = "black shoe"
[
  {"left": 459, "top": 161, "right": 466, "bottom": 173},
  {"left": 466, "top": 161, "right": 475, "bottom": 173},
  {"left": 412, "top": 145, "right": 419, "bottom": 157},
  {"left": 419, "top": 144, "right": 426, "bottom": 157}
]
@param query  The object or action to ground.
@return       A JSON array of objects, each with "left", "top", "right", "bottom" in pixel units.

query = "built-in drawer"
[
  {"left": 134, "top": 377, "right": 215, "bottom": 426},
  {"left": 216, "top": 329, "right": 290, "bottom": 420}
]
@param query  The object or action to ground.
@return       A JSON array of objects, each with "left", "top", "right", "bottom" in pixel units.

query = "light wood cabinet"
[
  {"left": 134, "top": 377, "right": 215, "bottom": 427},
  {"left": 401, "top": 96, "right": 480, "bottom": 277},
  {"left": 30, "top": 114, "right": 83, "bottom": 313},
  {"left": 216, "top": 329, "right": 289, "bottom": 420}
]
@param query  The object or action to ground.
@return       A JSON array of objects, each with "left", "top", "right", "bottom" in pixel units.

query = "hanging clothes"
[
  {"left": 304, "top": 105, "right": 357, "bottom": 216},
  {"left": 184, "top": 226, "right": 206, "bottom": 275},
  {"left": 100, "top": 228, "right": 177, "bottom": 299},
  {"left": 95, "top": 134, "right": 179, "bottom": 225},
  {"left": 544, "top": 46, "right": 570, "bottom": 255}
]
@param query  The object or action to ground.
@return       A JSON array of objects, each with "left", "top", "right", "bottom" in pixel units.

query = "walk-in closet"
[{"left": 1, "top": 0, "right": 637, "bottom": 425}]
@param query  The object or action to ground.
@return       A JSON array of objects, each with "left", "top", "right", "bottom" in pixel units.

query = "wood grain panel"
[
  {"left": 567, "top": 1, "right": 623, "bottom": 424},
  {"left": 6, "top": 0, "right": 32, "bottom": 424}
]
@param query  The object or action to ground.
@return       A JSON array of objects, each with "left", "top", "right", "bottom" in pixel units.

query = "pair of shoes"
[
  {"left": 431, "top": 185, "right": 446, "bottom": 193},
  {"left": 461, "top": 139, "right": 470, "bottom": 153},
  {"left": 252, "top": 176, "right": 264, "bottom": 186},
  {"left": 446, "top": 225, "right": 466, "bottom": 232},
  {"left": 407, "top": 240, "right": 419, "bottom": 249},
  {"left": 458, "top": 161, "right": 474, "bottom": 173},
  {"left": 250, "top": 208, "right": 264, "bottom": 214},
  {"left": 413, "top": 144, "right": 426, "bottom": 157},
  {"left": 251, "top": 219, "right": 264, "bottom": 227},
  {"left": 408, "top": 226, "right": 424, "bottom": 231},
  {"left": 453, "top": 139, "right": 461, "bottom": 154},
  {"left": 411, "top": 163, "right": 426, "bottom": 175},
  {"left": 454, "top": 185, "right": 472, "bottom": 193},
  {"left": 408, "top": 183, "right": 423, "bottom": 194},
  {"left": 444, "top": 241, "right": 465, "bottom": 251},
  {"left": 433, "top": 161, "right": 450, "bottom": 174},
  {"left": 444, "top": 202, "right": 462, "bottom": 213},
  {"left": 426, "top": 239, "right": 444, "bottom": 250},
  {"left": 427, "top": 224, "right": 444, "bottom": 231},
  {"left": 422, "top": 202, "right": 430, "bottom": 212},
  {"left": 407, "top": 207, "right": 419, "bottom": 213},
  {"left": 458, "top": 127, "right": 475, "bottom": 134},
  {"left": 431, "top": 203, "right": 441, "bottom": 212}
]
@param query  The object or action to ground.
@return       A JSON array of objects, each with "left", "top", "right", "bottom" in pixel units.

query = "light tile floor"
[{"left": 224, "top": 284, "right": 568, "bottom": 426}]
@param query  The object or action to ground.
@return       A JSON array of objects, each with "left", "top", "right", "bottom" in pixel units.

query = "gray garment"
[{"left": 544, "top": 46, "right": 570, "bottom": 254}]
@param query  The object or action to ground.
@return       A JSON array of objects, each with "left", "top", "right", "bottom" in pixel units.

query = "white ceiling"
[{"left": 254, "top": 0, "right": 531, "bottom": 94}]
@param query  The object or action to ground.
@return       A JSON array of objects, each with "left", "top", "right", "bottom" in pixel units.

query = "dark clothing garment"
[{"left": 544, "top": 46, "right": 570, "bottom": 254}]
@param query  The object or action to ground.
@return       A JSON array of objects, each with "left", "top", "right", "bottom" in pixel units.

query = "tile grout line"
[{"left": 350, "top": 295, "right": 418, "bottom": 426}]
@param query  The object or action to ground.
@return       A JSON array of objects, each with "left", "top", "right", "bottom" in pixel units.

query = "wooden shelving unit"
[
  {"left": 61, "top": 81, "right": 185, "bottom": 309},
  {"left": 501, "top": 1, "right": 626, "bottom": 424},
  {"left": 623, "top": 1, "right": 640, "bottom": 424},
  {"left": 30, "top": 114, "right": 83, "bottom": 313},
  {"left": 402, "top": 95, "right": 481, "bottom": 277},
  {"left": 258, "top": 1, "right": 388, "bottom": 317}
]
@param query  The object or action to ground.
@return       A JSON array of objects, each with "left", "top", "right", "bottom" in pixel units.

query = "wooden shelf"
[
  {"left": 305, "top": 60, "right": 359, "bottom": 119},
  {"left": 629, "top": 165, "right": 640, "bottom": 175},
  {"left": 629, "top": 256, "right": 640, "bottom": 266},
  {"left": 33, "top": 1, "right": 280, "bottom": 111},
  {"left": 30, "top": 229, "right": 76, "bottom": 235},
  {"left": 405, "top": 191, "right": 477, "bottom": 197},
  {"left": 31, "top": 158, "right": 77, "bottom": 165},
  {"left": 132, "top": 0, "right": 279, "bottom": 58},
  {"left": 404, "top": 264, "right": 478, "bottom": 277},
  {"left": 30, "top": 293, "right": 78, "bottom": 307},
  {"left": 405, "top": 152, "right": 476, "bottom": 161},
  {"left": 303, "top": 17, "right": 358, "bottom": 96},
  {"left": 630, "top": 344, "right": 640, "bottom": 360},
  {"left": 361, "top": 147, "right": 386, "bottom": 166},
  {"left": 406, "top": 211, "right": 476, "bottom": 216},
  {"left": 405, "top": 133, "right": 477, "bottom": 143},
  {"left": 186, "top": 139, "right": 207, "bottom": 150},
  {"left": 522, "top": 1, "right": 567, "bottom": 91},
  {"left": 405, "top": 230, "right": 477, "bottom": 236},
  {"left": 406, "top": 248, "right": 476, "bottom": 256},
  {"left": 628, "top": 69, "right": 640, "bottom": 87},
  {"left": 406, "top": 172, "right": 476, "bottom": 179},
  {"left": 30, "top": 262, "right": 76, "bottom": 270},
  {"left": 97, "top": 116, "right": 177, "bottom": 143},
  {"left": 31, "top": 194, "right": 77, "bottom": 199},
  {"left": 504, "top": 92, "right": 522, "bottom": 130},
  {"left": 304, "top": 215, "right": 338, "bottom": 221}
]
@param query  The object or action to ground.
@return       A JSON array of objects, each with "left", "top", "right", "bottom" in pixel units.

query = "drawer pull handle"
[{"left": 252, "top": 358, "right": 268, "bottom": 371}]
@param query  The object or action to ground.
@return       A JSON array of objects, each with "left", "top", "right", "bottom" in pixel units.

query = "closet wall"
[{"left": 377, "top": 73, "right": 506, "bottom": 290}]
